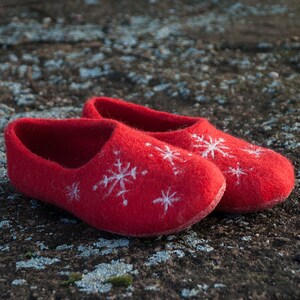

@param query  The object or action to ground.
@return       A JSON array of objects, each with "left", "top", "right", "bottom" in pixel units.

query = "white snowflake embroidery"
[
  {"left": 191, "top": 134, "right": 233, "bottom": 159},
  {"left": 66, "top": 182, "right": 80, "bottom": 201},
  {"left": 226, "top": 162, "right": 253, "bottom": 185},
  {"left": 153, "top": 187, "right": 181, "bottom": 214},
  {"left": 241, "top": 145, "right": 266, "bottom": 157},
  {"left": 93, "top": 151, "right": 148, "bottom": 206},
  {"left": 145, "top": 142, "right": 186, "bottom": 175}
]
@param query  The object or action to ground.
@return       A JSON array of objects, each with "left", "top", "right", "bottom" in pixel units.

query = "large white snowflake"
[
  {"left": 145, "top": 142, "right": 187, "bottom": 175},
  {"left": 226, "top": 162, "right": 253, "bottom": 185},
  {"left": 153, "top": 187, "right": 181, "bottom": 214},
  {"left": 191, "top": 134, "right": 233, "bottom": 159},
  {"left": 93, "top": 151, "right": 147, "bottom": 206},
  {"left": 66, "top": 182, "right": 80, "bottom": 201},
  {"left": 241, "top": 145, "right": 266, "bottom": 157}
]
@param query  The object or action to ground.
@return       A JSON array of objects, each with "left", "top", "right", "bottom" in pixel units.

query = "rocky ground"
[{"left": 0, "top": 0, "right": 299, "bottom": 299}]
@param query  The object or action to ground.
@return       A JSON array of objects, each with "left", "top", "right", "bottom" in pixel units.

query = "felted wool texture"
[
  {"left": 82, "top": 97, "right": 295, "bottom": 213},
  {"left": 4, "top": 117, "right": 226, "bottom": 237}
]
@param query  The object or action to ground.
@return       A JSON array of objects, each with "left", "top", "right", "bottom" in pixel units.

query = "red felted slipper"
[
  {"left": 82, "top": 97, "right": 295, "bottom": 213},
  {"left": 5, "top": 118, "right": 225, "bottom": 237}
]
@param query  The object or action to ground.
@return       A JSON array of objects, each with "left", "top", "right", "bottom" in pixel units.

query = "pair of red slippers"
[{"left": 5, "top": 97, "right": 295, "bottom": 237}]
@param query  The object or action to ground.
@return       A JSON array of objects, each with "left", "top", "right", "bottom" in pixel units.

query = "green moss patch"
[
  {"left": 105, "top": 274, "right": 133, "bottom": 287},
  {"left": 60, "top": 273, "right": 82, "bottom": 286}
]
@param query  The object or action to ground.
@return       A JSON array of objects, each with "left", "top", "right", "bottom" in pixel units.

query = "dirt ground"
[{"left": 0, "top": 0, "right": 299, "bottom": 299}]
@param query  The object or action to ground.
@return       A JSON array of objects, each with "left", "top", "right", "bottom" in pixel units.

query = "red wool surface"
[
  {"left": 5, "top": 118, "right": 225, "bottom": 237},
  {"left": 82, "top": 97, "right": 295, "bottom": 213}
]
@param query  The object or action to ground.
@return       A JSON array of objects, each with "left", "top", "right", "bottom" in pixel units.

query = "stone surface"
[{"left": 0, "top": 0, "right": 299, "bottom": 299}]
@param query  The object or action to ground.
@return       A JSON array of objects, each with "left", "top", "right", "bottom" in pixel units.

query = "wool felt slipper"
[
  {"left": 82, "top": 97, "right": 295, "bottom": 213},
  {"left": 5, "top": 117, "right": 226, "bottom": 237}
]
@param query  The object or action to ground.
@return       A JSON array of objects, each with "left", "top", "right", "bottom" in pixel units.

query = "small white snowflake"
[
  {"left": 191, "top": 134, "right": 233, "bottom": 159},
  {"left": 226, "top": 163, "right": 252, "bottom": 185},
  {"left": 93, "top": 151, "right": 147, "bottom": 206},
  {"left": 153, "top": 187, "right": 181, "bottom": 214},
  {"left": 146, "top": 142, "right": 185, "bottom": 175},
  {"left": 66, "top": 182, "right": 80, "bottom": 201},
  {"left": 241, "top": 145, "right": 266, "bottom": 157}
]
